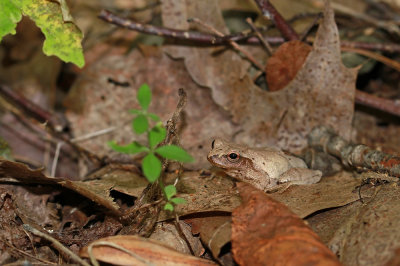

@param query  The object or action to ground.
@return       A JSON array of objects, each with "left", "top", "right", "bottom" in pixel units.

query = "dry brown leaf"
[
  {"left": 79, "top": 235, "right": 217, "bottom": 266},
  {"left": 150, "top": 221, "right": 204, "bottom": 256},
  {"left": 232, "top": 183, "right": 341, "bottom": 266},
  {"left": 161, "top": 0, "right": 357, "bottom": 153},
  {"left": 158, "top": 171, "right": 241, "bottom": 221},
  {"left": 266, "top": 40, "right": 312, "bottom": 91},
  {"left": 0, "top": 159, "right": 121, "bottom": 215},
  {"left": 270, "top": 171, "right": 361, "bottom": 218},
  {"left": 186, "top": 215, "right": 232, "bottom": 258},
  {"left": 329, "top": 184, "right": 400, "bottom": 266}
]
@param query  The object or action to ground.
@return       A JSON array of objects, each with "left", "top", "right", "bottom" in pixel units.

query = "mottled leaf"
[{"left": 12, "top": 0, "right": 84, "bottom": 67}]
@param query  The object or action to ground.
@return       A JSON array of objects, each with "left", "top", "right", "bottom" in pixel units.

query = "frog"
[{"left": 207, "top": 139, "right": 322, "bottom": 192}]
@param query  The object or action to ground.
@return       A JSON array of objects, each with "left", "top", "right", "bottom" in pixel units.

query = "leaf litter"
[{"left": 1, "top": 0, "right": 400, "bottom": 265}]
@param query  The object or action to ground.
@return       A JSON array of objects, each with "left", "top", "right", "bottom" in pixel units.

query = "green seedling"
[{"left": 108, "top": 84, "right": 193, "bottom": 211}]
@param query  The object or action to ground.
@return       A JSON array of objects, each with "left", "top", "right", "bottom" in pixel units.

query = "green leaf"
[
  {"left": 132, "top": 115, "right": 148, "bottom": 134},
  {"left": 171, "top": 197, "right": 186, "bottom": 205},
  {"left": 148, "top": 113, "right": 160, "bottom": 121},
  {"left": 164, "top": 202, "right": 174, "bottom": 211},
  {"left": 149, "top": 125, "right": 166, "bottom": 149},
  {"left": 137, "top": 84, "right": 151, "bottom": 110},
  {"left": 164, "top": 185, "right": 176, "bottom": 200},
  {"left": 0, "top": 0, "right": 22, "bottom": 41},
  {"left": 155, "top": 145, "right": 194, "bottom": 162},
  {"left": 108, "top": 141, "right": 149, "bottom": 154},
  {"left": 142, "top": 153, "right": 161, "bottom": 183},
  {"left": 11, "top": 0, "right": 84, "bottom": 67},
  {"left": 129, "top": 109, "right": 142, "bottom": 115}
]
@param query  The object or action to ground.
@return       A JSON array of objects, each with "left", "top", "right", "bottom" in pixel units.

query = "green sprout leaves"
[
  {"left": 109, "top": 84, "right": 193, "bottom": 211},
  {"left": 149, "top": 124, "right": 166, "bottom": 149},
  {"left": 107, "top": 141, "right": 148, "bottom": 154},
  {"left": 137, "top": 84, "right": 151, "bottom": 110},
  {"left": 133, "top": 115, "right": 148, "bottom": 134},
  {"left": 142, "top": 153, "right": 162, "bottom": 183},
  {"left": 0, "top": 0, "right": 85, "bottom": 67},
  {"left": 155, "top": 145, "right": 194, "bottom": 162}
]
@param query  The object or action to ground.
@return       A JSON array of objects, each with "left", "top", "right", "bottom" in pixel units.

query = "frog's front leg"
[{"left": 277, "top": 168, "right": 322, "bottom": 186}]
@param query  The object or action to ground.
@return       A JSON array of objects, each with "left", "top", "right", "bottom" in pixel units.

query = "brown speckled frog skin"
[{"left": 207, "top": 139, "right": 322, "bottom": 191}]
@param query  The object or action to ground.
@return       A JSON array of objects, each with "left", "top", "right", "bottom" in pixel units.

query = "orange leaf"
[
  {"left": 266, "top": 40, "right": 312, "bottom": 91},
  {"left": 232, "top": 183, "right": 341, "bottom": 266}
]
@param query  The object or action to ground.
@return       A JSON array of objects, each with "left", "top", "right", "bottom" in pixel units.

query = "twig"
[
  {"left": 253, "top": 0, "right": 299, "bottom": 40},
  {"left": 331, "top": 2, "right": 400, "bottom": 36},
  {"left": 71, "top": 127, "right": 116, "bottom": 143},
  {"left": 189, "top": 17, "right": 265, "bottom": 70},
  {"left": 51, "top": 142, "right": 64, "bottom": 177},
  {"left": 355, "top": 89, "right": 400, "bottom": 117},
  {"left": 341, "top": 46, "right": 400, "bottom": 72},
  {"left": 340, "top": 40, "right": 400, "bottom": 53},
  {"left": 99, "top": 10, "right": 221, "bottom": 44},
  {"left": 299, "top": 12, "right": 323, "bottom": 41},
  {"left": 0, "top": 85, "right": 67, "bottom": 132},
  {"left": 4, "top": 240, "right": 57, "bottom": 265},
  {"left": 99, "top": 9, "right": 400, "bottom": 53},
  {"left": 246, "top": 17, "right": 273, "bottom": 55},
  {"left": 22, "top": 224, "right": 91, "bottom": 266},
  {"left": 308, "top": 126, "right": 400, "bottom": 177}
]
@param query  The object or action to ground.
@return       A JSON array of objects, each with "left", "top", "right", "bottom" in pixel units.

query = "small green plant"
[{"left": 108, "top": 84, "right": 193, "bottom": 211}]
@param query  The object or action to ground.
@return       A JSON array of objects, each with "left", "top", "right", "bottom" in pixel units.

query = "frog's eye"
[
  {"left": 227, "top": 152, "right": 239, "bottom": 162},
  {"left": 211, "top": 140, "right": 215, "bottom": 149}
]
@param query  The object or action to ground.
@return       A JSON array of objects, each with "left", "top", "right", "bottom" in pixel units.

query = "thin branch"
[
  {"left": 355, "top": 89, "right": 400, "bottom": 117},
  {"left": 99, "top": 10, "right": 222, "bottom": 44},
  {"left": 340, "top": 40, "right": 400, "bottom": 53},
  {"left": 309, "top": 126, "right": 400, "bottom": 177},
  {"left": 341, "top": 46, "right": 400, "bottom": 72},
  {"left": 99, "top": 9, "right": 400, "bottom": 53},
  {"left": 246, "top": 17, "right": 273, "bottom": 55},
  {"left": 22, "top": 224, "right": 91, "bottom": 266},
  {"left": 189, "top": 17, "right": 265, "bottom": 70},
  {"left": 253, "top": 0, "right": 299, "bottom": 40},
  {"left": 0, "top": 85, "right": 67, "bottom": 132},
  {"left": 331, "top": 2, "right": 400, "bottom": 36}
]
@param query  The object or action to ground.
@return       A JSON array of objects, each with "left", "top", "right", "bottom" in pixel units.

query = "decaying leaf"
[
  {"left": 79, "top": 235, "right": 217, "bottom": 266},
  {"left": 150, "top": 221, "right": 204, "bottom": 256},
  {"left": 265, "top": 40, "right": 312, "bottom": 91},
  {"left": 0, "top": 159, "right": 121, "bottom": 215},
  {"left": 329, "top": 183, "right": 400, "bottom": 266},
  {"left": 232, "top": 183, "right": 341, "bottom": 266},
  {"left": 161, "top": 0, "right": 357, "bottom": 153},
  {"left": 186, "top": 215, "right": 232, "bottom": 258}
]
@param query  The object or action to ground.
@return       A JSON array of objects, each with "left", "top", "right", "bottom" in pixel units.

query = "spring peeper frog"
[{"left": 207, "top": 139, "right": 322, "bottom": 192}]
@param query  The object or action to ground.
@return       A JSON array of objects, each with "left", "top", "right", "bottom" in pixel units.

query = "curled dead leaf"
[
  {"left": 80, "top": 235, "right": 217, "bottom": 266},
  {"left": 232, "top": 183, "right": 341, "bottom": 266}
]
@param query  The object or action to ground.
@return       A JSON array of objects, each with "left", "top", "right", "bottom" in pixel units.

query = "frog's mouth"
[{"left": 207, "top": 155, "right": 228, "bottom": 169}]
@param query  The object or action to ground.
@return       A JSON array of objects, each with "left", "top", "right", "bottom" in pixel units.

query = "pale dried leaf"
[{"left": 79, "top": 235, "right": 216, "bottom": 266}]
